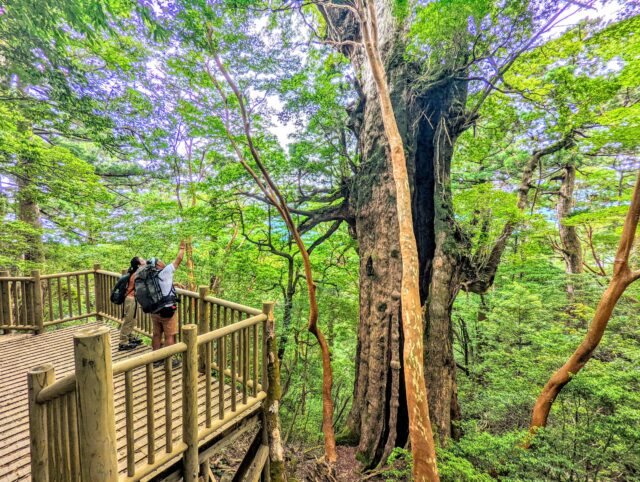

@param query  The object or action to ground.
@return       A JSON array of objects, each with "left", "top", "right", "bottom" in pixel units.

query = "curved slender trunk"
[
  {"left": 527, "top": 170, "right": 640, "bottom": 440},
  {"left": 359, "top": 2, "right": 438, "bottom": 479}
]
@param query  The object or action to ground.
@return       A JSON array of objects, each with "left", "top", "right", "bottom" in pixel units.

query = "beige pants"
[{"left": 120, "top": 296, "right": 137, "bottom": 343}]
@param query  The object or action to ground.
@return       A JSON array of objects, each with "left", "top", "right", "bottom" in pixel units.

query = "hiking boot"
[
  {"left": 118, "top": 342, "right": 137, "bottom": 352},
  {"left": 152, "top": 358, "right": 181, "bottom": 369},
  {"left": 129, "top": 337, "right": 143, "bottom": 346}
]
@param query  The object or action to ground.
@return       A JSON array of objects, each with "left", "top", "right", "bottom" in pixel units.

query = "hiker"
[
  {"left": 119, "top": 256, "right": 145, "bottom": 351},
  {"left": 135, "top": 240, "right": 185, "bottom": 352}
]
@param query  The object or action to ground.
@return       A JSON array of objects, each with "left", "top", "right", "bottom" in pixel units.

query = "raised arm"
[{"left": 172, "top": 240, "right": 186, "bottom": 269}]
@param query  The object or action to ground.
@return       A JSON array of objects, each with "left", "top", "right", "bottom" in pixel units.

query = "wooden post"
[
  {"left": 93, "top": 263, "right": 103, "bottom": 321},
  {"left": 198, "top": 286, "right": 209, "bottom": 373},
  {"left": 262, "top": 302, "right": 285, "bottom": 482},
  {"left": 28, "top": 363, "right": 54, "bottom": 482},
  {"left": 0, "top": 270, "right": 12, "bottom": 329},
  {"left": 31, "top": 270, "right": 44, "bottom": 334},
  {"left": 74, "top": 325, "right": 118, "bottom": 481},
  {"left": 182, "top": 324, "right": 199, "bottom": 482}
]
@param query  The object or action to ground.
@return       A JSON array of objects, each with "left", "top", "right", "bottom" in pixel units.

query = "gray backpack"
[{"left": 134, "top": 264, "right": 177, "bottom": 314}]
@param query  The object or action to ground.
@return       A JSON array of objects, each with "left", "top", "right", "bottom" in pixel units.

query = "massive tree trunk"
[{"left": 321, "top": 2, "right": 467, "bottom": 464}]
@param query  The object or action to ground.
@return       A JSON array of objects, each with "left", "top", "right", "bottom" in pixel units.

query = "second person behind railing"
[
  {"left": 135, "top": 240, "right": 185, "bottom": 367},
  {"left": 119, "top": 256, "right": 146, "bottom": 351}
]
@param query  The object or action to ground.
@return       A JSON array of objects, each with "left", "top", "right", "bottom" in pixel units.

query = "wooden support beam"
[
  {"left": 74, "top": 325, "right": 118, "bottom": 481},
  {"left": 182, "top": 324, "right": 199, "bottom": 482},
  {"left": 28, "top": 363, "right": 54, "bottom": 482}
]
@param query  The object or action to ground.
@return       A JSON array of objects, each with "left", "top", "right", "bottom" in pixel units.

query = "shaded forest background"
[{"left": 1, "top": 0, "right": 639, "bottom": 480}]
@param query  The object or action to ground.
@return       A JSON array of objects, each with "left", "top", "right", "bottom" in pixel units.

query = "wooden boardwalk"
[{"left": 0, "top": 323, "right": 243, "bottom": 481}]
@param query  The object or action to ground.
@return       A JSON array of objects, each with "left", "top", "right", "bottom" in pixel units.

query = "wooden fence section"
[
  {"left": 0, "top": 269, "right": 96, "bottom": 333},
  {"left": 4, "top": 265, "right": 275, "bottom": 482},
  {"left": 0, "top": 266, "right": 262, "bottom": 337}
]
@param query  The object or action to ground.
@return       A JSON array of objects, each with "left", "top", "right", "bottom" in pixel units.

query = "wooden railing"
[
  {"left": 26, "top": 294, "right": 273, "bottom": 481},
  {"left": 5, "top": 265, "right": 274, "bottom": 480},
  {"left": 1, "top": 268, "right": 96, "bottom": 333},
  {"left": 0, "top": 265, "right": 262, "bottom": 336}
]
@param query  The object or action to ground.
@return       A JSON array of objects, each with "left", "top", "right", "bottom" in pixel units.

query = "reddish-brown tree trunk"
[
  {"left": 359, "top": 1, "right": 439, "bottom": 479},
  {"left": 528, "top": 170, "right": 640, "bottom": 439},
  {"left": 209, "top": 54, "right": 336, "bottom": 463}
]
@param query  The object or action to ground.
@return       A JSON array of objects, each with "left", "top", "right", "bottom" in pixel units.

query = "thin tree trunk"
[
  {"left": 208, "top": 53, "right": 337, "bottom": 463},
  {"left": 359, "top": 2, "right": 438, "bottom": 480},
  {"left": 557, "top": 163, "right": 582, "bottom": 298},
  {"left": 527, "top": 170, "right": 640, "bottom": 440},
  {"left": 17, "top": 155, "right": 44, "bottom": 263}
]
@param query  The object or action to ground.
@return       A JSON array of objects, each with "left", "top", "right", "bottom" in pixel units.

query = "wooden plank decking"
[{"left": 0, "top": 322, "right": 247, "bottom": 481}]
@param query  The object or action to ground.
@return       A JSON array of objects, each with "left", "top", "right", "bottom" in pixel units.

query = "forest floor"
[{"left": 289, "top": 446, "right": 388, "bottom": 481}]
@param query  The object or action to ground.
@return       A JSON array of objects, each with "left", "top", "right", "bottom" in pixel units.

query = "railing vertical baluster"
[
  {"left": 182, "top": 324, "right": 199, "bottom": 482},
  {"left": 68, "top": 391, "right": 80, "bottom": 481},
  {"left": 0, "top": 271, "right": 8, "bottom": 328},
  {"left": 146, "top": 363, "right": 155, "bottom": 465},
  {"left": 164, "top": 357, "right": 173, "bottom": 454},
  {"left": 231, "top": 331, "right": 237, "bottom": 412},
  {"left": 46, "top": 402, "right": 56, "bottom": 477},
  {"left": 60, "top": 394, "right": 71, "bottom": 476},
  {"left": 56, "top": 277, "right": 63, "bottom": 321},
  {"left": 74, "top": 325, "right": 118, "bottom": 479},
  {"left": 253, "top": 323, "right": 258, "bottom": 397},
  {"left": 205, "top": 341, "right": 212, "bottom": 427},
  {"left": 216, "top": 304, "right": 221, "bottom": 329},
  {"left": 20, "top": 281, "right": 28, "bottom": 327},
  {"left": 125, "top": 370, "right": 135, "bottom": 477},
  {"left": 47, "top": 280, "right": 53, "bottom": 323},
  {"left": 93, "top": 264, "right": 103, "bottom": 321},
  {"left": 67, "top": 275, "right": 73, "bottom": 318},
  {"left": 218, "top": 336, "right": 225, "bottom": 420},
  {"left": 198, "top": 286, "right": 209, "bottom": 373},
  {"left": 28, "top": 363, "right": 54, "bottom": 482},
  {"left": 76, "top": 275, "right": 82, "bottom": 315},
  {"left": 84, "top": 273, "right": 90, "bottom": 315},
  {"left": 32, "top": 270, "right": 44, "bottom": 334},
  {"left": 242, "top": 328, "right": 248, "bottom": 404}
]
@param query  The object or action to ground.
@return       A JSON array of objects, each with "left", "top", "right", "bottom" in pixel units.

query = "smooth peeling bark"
[
  {"left": 360, "top": 1, "right": 439, "bottom": 480},
  {"left": 528, "top": 170, "right": 640, "bottom": 438}
]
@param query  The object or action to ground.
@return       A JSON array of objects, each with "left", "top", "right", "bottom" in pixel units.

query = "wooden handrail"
[
  {"left": 36, "top": 373, "right": 76, "bottom": 403},
  {"left": 40, "top": 270, "right": 93, "bottom": 280},
  {"left": 112, "top": 342, "right": 187, "bottom": 375},
  {"left": 97, "top": 268, "right": 261, "bottom": 314},
  {"left": 197, "top": 313, "right": 266, "bottom": 345}
]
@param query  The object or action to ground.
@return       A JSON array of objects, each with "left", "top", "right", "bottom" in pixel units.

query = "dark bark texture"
[
  {"left": 17, "top": 154, "right": 44, "bottom": 263},
  {"left": 321, "top": 1, "right": 469, "bottom": 464}
]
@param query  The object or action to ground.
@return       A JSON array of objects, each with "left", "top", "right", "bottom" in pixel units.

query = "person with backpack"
[
  {"left": 119, "top": 256, "right": 145, "bottom": 350},
  {"left": 110, "top": 256, "right": 145, "bottom": 351},
  {"left": 135, "top": 240, "right": 185, "bottom": 353}
]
